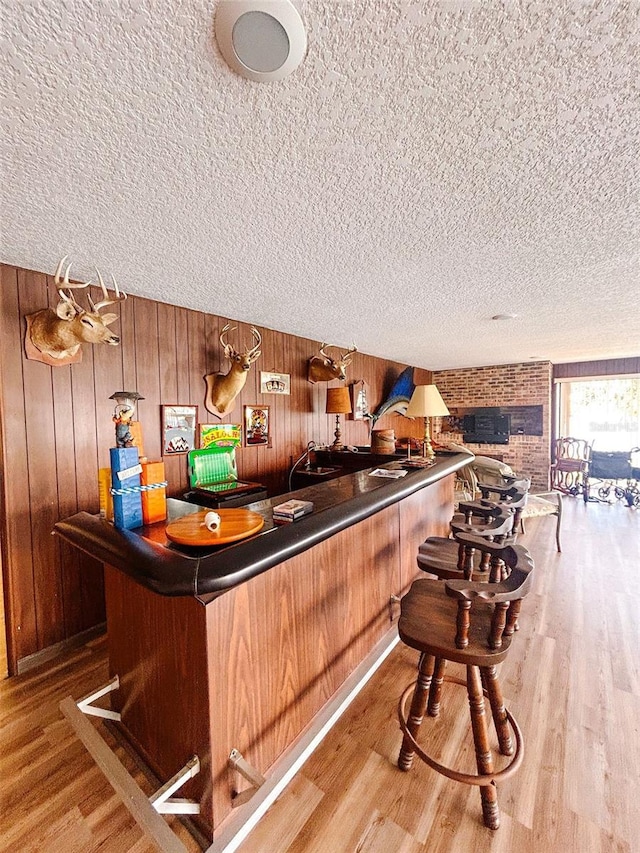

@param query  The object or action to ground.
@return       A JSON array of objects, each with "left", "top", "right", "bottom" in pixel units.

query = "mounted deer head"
[
  {"left": 204, "top": 324, "right": 262, "bottom": 418},
  {"left": 307, "top": 343, "right": 357, "bottom": 384},
  {"left": 25, "top": 256, "right": 127, "bottom": 366}
]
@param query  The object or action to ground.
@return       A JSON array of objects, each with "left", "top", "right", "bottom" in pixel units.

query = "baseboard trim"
[{"left": 16, "top": 623, "right": 106, "bottom": 674}]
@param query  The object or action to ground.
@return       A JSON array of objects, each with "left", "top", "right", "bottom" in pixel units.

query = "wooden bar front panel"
[
  {"left": 104, "top": 567, "right": 213, "bottom": 831},
  {"left": 204, "top": 504, "right": 401, "bottom": 830},
  {"left": 397, "top": 474, "right": 453, "bottom": 593},
  {"left": 98, "top": 473, "right": 454, "bottom": 839}
]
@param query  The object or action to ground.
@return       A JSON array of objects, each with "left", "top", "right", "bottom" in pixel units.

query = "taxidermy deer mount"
[
  {"left": 204, "top": 324, "right": 262, "bottom": 418},
  {"left": 307, "top": 343, "right": 357, "bottom": 383},
  {"left": 25, "top": 256, "right": 127, "bottom": 366}
]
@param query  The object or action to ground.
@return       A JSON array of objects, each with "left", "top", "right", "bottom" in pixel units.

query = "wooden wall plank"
[
  {"left": 50, "top": 309, "right": 82, "bottom": 639},
  {"left": 0, "top": 265, "right": 36, "bottom": 668},
  {"left": 187, "top": 309, "right": 207, "bottom": 408},
  {"left": 133, "top": 298, "right": 161, "bottom": 462},
  {"left": 67, "top": 306, "right": 107, "bottom": 634},
  {"left": 553, "top": 358, "right": 640, "bottom": 380},
  {"left": 93, "top": 303, "right": 125, "bottom": 470},
  {"left": 19, "top": 269, "right": 64, "bottom": 650},
  {"left": 118, "top": 294, "right": 138, "bottom": 391},
  {"left": 157, "top": 302, "right": 181, "bottom": 495}
]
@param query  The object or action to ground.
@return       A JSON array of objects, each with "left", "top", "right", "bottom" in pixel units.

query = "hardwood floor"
[{"left": 1, "top": 499, "right": 638, "bottom": 852}]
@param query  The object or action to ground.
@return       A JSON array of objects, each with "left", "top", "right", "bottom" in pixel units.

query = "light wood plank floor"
[{"left": 1, "top": 499, "right": 638, "bottom": 852}]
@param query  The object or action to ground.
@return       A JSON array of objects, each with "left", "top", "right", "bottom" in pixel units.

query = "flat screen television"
[{"left": 462, "top": 412, "right": 511, "bottom": 445}]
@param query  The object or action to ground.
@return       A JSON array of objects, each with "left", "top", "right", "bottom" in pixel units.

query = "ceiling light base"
[{"left": 215, "top": 0, "right": 307, "bottom": 82}]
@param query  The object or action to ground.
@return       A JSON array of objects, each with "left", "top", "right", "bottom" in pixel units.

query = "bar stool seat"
[
  {"left": 399, "top": 576, "right": 519, "bottom": 666},
  {"left": 417, "top": 513, "right": 515, "bottom": 582},
  {"left": 397, "top": 536, "right": 534, "bottom": 830}
]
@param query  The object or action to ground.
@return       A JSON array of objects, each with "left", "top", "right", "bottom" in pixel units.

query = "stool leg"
[
  {"left": 481, "top": 665, "right": 513, "bottom": 756},
  {"left": 428, "top": 657, "right": 446, "bottom": 717},
  {"left": 505, "top": 599, "right": 522, "bottom": 636},
  {"left": 467, "top": 665, "right": 500, "bottom": 830},
  {"left": 555, "top": 508, "right": 562, "bottom": 552},
  {"left": 398, "top": 653, "right": 435, "bottom": 771}
]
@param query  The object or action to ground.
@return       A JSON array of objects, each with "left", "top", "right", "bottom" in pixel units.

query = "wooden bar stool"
[
  {"left": 474, "top": 478, "right": 562, "bottom": 552},
  {"left": 456, "top": 478, "right": 528, "bottom": 516},
  {"left": 397, "top": 536, "right": 534, "bottom": 830},
  {"left": 457, "top": 482, "right": 530, "bottom": 532},
  {"left": 417, "top": 513, "right": 515, "bottom": 582}
]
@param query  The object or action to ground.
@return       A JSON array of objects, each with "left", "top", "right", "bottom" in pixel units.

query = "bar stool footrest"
[{"left": 397, "top": 674, "right": 524, "bottom": 787}]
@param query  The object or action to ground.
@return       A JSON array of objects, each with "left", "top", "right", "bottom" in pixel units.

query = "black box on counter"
[{"left": 273, "top": 499, "right": 314, "bottom": 523}]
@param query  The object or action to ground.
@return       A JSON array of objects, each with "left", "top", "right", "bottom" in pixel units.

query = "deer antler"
[
  {"left": 88, "top": 269, "right": 127, "bottom": 312},
  {"left": 246, "top": 327, "right": 262, "bottom": 357},
  {"left": 54, "top": 256, "right": 93, "bottom": 314},
  {"left": 318, "top": 342, "right": 330, "bottom": 360},
  {"left": 54, "top": 256, "right": 92, "bottom": 291},
  {"left": 219, "top": 323, "right": 236, "bottom": 353},
  {"left": 340, "top": 344, "right": 357, "bottom": 365}
]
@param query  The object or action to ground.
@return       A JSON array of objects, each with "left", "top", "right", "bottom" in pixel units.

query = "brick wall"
[{"left": 432, "top": 361, "right": 553, "bottom": 490}]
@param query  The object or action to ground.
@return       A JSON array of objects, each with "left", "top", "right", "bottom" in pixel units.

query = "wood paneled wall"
[
  {"left": 0, "top": 263, "right": 431, "bottom": 674},
  {"left": 553, "top": 357, "right": 640, "bottom": 379}
]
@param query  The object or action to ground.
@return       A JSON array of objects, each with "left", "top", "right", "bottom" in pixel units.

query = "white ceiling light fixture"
[{"left": 215, "top": 0, "right": 307, "bottom": 82}]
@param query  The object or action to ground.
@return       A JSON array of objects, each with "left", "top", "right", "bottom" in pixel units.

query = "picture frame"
[
  {"left": 260, "top": 371, "right": 291, "bottom": 395},
  {"left": 199, "top": 423, "right": 242, "bottom": 449},
  {"left": 349, "top": 379, "right": 370, "bottom": 420},
  {"left": 244, "top": 405, "right": 270, "bottom": 447},
  {"left": 162, "top": 405, "right": 198, "bottom": 455}
]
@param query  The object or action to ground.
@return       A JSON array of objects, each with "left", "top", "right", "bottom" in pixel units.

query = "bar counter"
[
  {"left": 54, "top": 451, "right": 470, "bottom": 843},
  {"left": 54, "top": 451, "right": 470, "bottom": 601}
]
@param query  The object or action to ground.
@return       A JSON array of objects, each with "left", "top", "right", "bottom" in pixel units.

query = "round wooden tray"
[{"left": 165, "top": 509, "right": 264, "bottom": 547}]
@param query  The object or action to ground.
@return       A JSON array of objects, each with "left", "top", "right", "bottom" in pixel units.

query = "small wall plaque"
[{"left": 260, "top": 371, "right": 290, "bottom": 395}]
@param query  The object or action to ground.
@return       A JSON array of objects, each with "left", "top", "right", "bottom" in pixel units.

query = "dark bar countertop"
[{"left": 53, "top": 451, "right": 471, "bottom": 600}]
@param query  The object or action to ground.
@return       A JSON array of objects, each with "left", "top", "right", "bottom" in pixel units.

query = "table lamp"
[
  {"left": 405, "top": 385, "right": 450, "bottom": 461},
  {"left": 326, "top": 386, "right": 352, "bottom": 451}
]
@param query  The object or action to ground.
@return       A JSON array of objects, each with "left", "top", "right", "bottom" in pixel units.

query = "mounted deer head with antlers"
[
  {"left": 307, "top": 343, "right": 357, "bottom": 384},
  {"left": 25, "top": 256, "right": 127, "bottom": 366},
  {"left": 204, "top": 324, "right": 262, "bottom": 418}
]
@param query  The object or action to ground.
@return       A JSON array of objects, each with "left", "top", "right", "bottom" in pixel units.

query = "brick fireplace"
[{"left": 432, "top": 361, "right": 552, "bottom": 491}]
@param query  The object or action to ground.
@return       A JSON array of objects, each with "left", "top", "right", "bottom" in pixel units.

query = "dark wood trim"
[
  {"left": 553, "top": 357, "right": 640, "bottom": 379},
  {"left": 17, "top": 622, "right": 106, "bottom": 674}
]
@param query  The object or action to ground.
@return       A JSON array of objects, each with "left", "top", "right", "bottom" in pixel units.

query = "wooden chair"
[
  {"left": 456, "top": 455, "right": 518, "bottom": 500},
  {"left": 397, "top": 535, "right": 535, "bottom": 830},
  {"left": 475, "top": 478, "right": 562, "bottom": 552},
  {"left": 520, "top": 491, "right": 563, "bottom": 551},
  {"left": 550, "top": 437, "right": 592, "bottom": 498},
  {"left": 417, "top": 511, "right": 515, "bottom": 582},
  {"left": 457, "top": 480, "right": 530, "bottom": 535}
]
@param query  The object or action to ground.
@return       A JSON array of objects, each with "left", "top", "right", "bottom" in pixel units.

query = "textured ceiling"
[{"left": 1, "top": 0, "right": 639, "bottom": 370}]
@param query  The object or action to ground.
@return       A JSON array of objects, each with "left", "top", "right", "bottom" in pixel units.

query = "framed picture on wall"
[
  {"left": 260, "top": 371, "right": 290, "bottom": 395},
  {"left": 244, "top": 405, "right": 270, "bottom": 447},
  {"left": 162, "top": 405, "right": 198, "bottom": 455},
  {"left": 199, "top": 423, "right": 242, "bottom": 449},
  {"left": 349, "top": 380, "right": 370, "bottom": 420}
]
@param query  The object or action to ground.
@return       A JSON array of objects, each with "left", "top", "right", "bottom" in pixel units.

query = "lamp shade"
[
  {"left": 325, "top": 386, "right": 352, "bottom": 414},
  {"left": 405, "top": 385, "right": 450, "bottom": 418}
]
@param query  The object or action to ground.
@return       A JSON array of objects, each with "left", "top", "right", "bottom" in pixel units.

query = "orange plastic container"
[
  {"left": 98, "top": 467, "right": 114, "bottom": 521},
  {"left": 141, "top": 461, "right": 167, "bottom": 524}
]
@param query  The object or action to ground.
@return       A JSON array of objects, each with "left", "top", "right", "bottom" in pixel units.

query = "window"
[{"left": 555, "top": 376, "right": 640, "bottom": 452}]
